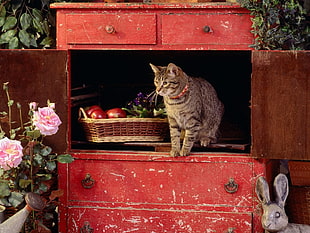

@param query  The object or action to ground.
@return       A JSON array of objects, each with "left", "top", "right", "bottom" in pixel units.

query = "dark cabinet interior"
[{"left": 70, "top": 50, "right": 252, "bottom": 152}]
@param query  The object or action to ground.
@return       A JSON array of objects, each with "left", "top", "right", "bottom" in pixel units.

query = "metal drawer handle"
[
  {"left": 224, "top": 178, "right": 238, "bottom": 194},
  {"left": 80, "top": 221, "right": 93, "bottom": 233},
  {"left": 81, "top": 173, "right": 95, "bottom": 189},
  {"left": 105, "top": 25, "right": 115, "bottom": 34},
  {"left": 203, "top": 25, "right": 212, "bottom": 33}
]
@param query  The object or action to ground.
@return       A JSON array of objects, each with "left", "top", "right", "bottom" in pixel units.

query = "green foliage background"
[
  {"left": 0, "top": 0, "right": 55, "bottom": 49},
  {"left": 237, "top": 0, "right": 310, "bottom": 50}
]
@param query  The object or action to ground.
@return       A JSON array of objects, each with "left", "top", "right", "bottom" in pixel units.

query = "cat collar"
[{"left": 170, "top": 84, "right": 189, "bottom": 99}]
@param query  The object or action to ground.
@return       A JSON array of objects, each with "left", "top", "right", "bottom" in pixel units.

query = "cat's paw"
[
  {"left": 180, "top": 148, "right": 190, "bottom": 156},
  {"left": 170, "top": 149, "right": 180, "bottom": 157},
  {"left": 200, "top": 138, "right": 211, "bottom": 147}
]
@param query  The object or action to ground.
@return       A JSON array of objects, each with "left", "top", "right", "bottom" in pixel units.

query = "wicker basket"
[
  {"left": 79, "top": 108, "right": 169, "bottom": 142},
  {"left": 286, "top": 186, "right": 310, "bottom": 225}
]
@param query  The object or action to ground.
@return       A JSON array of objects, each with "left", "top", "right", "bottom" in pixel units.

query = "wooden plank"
[
  {"left": 251, "top": 51, "right": 310, "bottom": 160},
  {"left": 289, "top": 161, "right": 310, "bottom": 186}
]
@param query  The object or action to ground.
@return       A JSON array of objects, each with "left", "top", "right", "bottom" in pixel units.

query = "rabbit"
[{"left": 256, "top": 173, "right": 310, "bottom": 233}]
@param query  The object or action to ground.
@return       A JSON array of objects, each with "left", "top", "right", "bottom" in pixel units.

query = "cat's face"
[{"left": 150, "top": 63, "right": 183, "bottom": 97}]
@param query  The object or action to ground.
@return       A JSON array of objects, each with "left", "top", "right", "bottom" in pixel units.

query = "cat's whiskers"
[{"left": 147, "top": 90, "right": 159, "bottom": 107}]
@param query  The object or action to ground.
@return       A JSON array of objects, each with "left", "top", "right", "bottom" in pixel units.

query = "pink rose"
[
  {"left": 33, "top": 107, "right": 62, "bottom": 136},
  {"left": 0, "top": 138, "right": 23, "bottom": 171}
]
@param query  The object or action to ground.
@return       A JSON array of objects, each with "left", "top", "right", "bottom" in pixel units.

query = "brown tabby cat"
[{"left": 150, "top": 63, "right": 224, "bottom": 157}]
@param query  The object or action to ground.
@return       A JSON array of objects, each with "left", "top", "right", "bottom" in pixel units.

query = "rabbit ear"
[
  {"left": 273, "top": 173, "right": 289, "bottom": 209},
  {"left": 256, "top": 176, "right": 271, "bottom": 205}
]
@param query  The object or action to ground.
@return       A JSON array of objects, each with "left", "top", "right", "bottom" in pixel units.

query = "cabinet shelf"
[{"left": 71, "top": 140, "right": 249, "bottom": 152}]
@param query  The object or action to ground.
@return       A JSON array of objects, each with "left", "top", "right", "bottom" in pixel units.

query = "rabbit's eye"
[{"left": 275, "top": 212, "right": 281, "bottom": 218}]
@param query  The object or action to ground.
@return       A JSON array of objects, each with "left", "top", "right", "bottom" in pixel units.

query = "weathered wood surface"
[
  {"left": 251, "top": 51, "right": 310, "bottom": 160},
  {"left": 51, "top": 3, "right": 253, "bottom": 50}
]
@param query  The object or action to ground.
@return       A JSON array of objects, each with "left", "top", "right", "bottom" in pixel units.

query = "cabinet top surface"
[{"left": 50, "top": 2, "right": 244, "bottom": 10}]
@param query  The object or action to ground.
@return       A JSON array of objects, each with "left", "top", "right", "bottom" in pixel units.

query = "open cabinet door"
[
  {"left": 0, "top": 50, "right": 68, "bottom": 154},
  {"left": 251, "top": 51, "right": 310, "bottom": 160}
]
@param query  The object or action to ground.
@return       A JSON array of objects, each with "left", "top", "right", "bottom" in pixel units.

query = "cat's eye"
[{"left": 163, "top": 81, "right": 168, "bottom": 85}]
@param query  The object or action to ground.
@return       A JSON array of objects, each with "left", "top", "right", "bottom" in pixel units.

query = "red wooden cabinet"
[
  {"left": 46, "top": 3, "right": 309, "bottom": 233},
  {"left": 63, "top": 152, "right": 271, "bottom": 233},
  {"left": 52, "top": 3, "right": 253, "bottom": 50}
]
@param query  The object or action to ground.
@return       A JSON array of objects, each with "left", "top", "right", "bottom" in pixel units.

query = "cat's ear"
[
  {"left": 167, "top": 63, "right": 179, "bottom": 77},
  {"left": 150, "top": 63, "right": 159, "bottom": 74}
]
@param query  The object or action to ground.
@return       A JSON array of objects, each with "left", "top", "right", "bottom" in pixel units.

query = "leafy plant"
[
  {"left": 0, "top": 0, "right": 54, "bottom": 49},
  {"left": 0, "top": 82, "right": 74, "bottom": 232},
  {"left": 237, "top": 0, "right": 310, "bottom": 50},
  {"left": 123, "top": 92, "right": 166, "bottom": 118}
]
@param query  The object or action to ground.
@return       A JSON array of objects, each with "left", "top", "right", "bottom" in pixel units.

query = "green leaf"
[
  {"left": 42, "top": 19, "right": 50, "bottom": 35},
  {"left": 0, "top": 182, "right": 10, "bottom": 197},
  {"left": 46, "top": 161, "right": 56, "bottom": 171},
  {"left": 2, "top": 16, "right": 17, "bottom": 31},
  {"left": 0, "top": 17, "right": 5, "bottom": 27},
  {"left": 40, "top": 36, "right": 53, "bottom": 47},
  {"left": 34, "top": 154, "right": 43, "bottom": 165},
  {"left": 0, "top": 5, "right": 6, "bottom": 17},
  {"left": 20, "top": 13, "right": 32, "bottom": 30},
  {"left": 26, "top": 130, "right": 41, "bottom": 140},
  {"left": 32, "top": 8, "right": 43, "bottom": 21},
  {"left": 0, "top": 29, "right": 16, "bottom": 43},
  {"left": 12, "top": 0, "right": 22, "bottom": 14},
  {"left": 19, "top": 179, "right": 32, "bottom": 189},
  {"left": 8, "top": 192, "right": 24, "bottom": 207},
  {"left": 33, "top": 18, "right": 43, "bottom": 34},
  {"left": 57, "top": 154, "right": 74, "bottom": 163},
  {"left": 19, "top": 29, "right": 30, "bottom": 47},
  {"left": 36, "top": 182, "right": 48, "bottom": 193},
  {"left": 37, "top": 173, "right": 52, "bottom": 180},
  {"left": 30, "top": 36, "right": 38, "bottom": 48},
  {"left": 0, "top": 197, "right": 10, "bottom": 206},
  {"left": 8, "top": 37, "right": 19, "bottom": 49},
  {"left": 0, "top": 132, "right": 5, "bottom": 139},
  {"left": 41, "top": 146, "right": 52, "bottom": 156}
]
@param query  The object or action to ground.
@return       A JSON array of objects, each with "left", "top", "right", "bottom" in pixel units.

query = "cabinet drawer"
[
  {"left": 161, "top": 14, "right": 252, "bottom": 45},
  {"left": 68, "top": 158, "right": 253, "bottom": 208},
  {"left": 68, "top": 207, "right": 252, "bottom": 233},
  {"left": 65, "top": 13, "right": 156, "bottom": 45}
]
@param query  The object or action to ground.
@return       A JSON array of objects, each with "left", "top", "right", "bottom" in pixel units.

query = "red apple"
[
  {"left": 106, "top": 108, "right": 127, "bottom": 118},
  {"left": 86, "top": 105, "right": 102, "bottom": 116},
  {"left": 85, "top": 105, "right": 107, "bottom": 119}
]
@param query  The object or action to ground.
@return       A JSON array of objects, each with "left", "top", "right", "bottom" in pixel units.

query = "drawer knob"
[
  {"left": 203, "top": 25, "right": 212, "bottom": 33},
  {"left": 105, "top": 25, "right": 115, "bottom": 34},
  {"left": 81, "top": 173, "right": 95, "bottom": 189},
  {"left": 80, "top": 221, "right": 93, "bottom": 233},
  {"left": 224, "top": 178, "right": 238, "bottom": 194}
]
